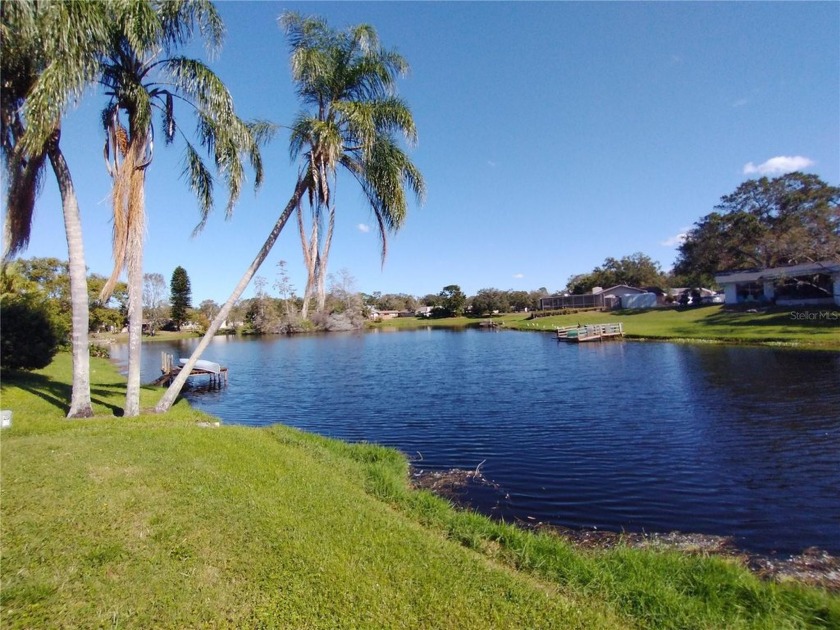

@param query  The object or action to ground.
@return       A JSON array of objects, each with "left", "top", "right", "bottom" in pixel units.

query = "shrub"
[
  {"left": 89, "top": 343, "right": 111, "bottom": 359},
  {"left": 0, "top": 299, "right": 60, "bottom": 370}
]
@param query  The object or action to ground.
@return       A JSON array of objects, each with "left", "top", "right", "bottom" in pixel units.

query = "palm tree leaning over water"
[
  {"left": 96, "top": 0, "right": 264, "bottom": 417},
  {"left": 1, "top": 1, "right": 109, "bottom": 417},
  {"left": 156, "top": 12, "right": 424, "bottom": 413},
  {"left": 284, "top": 12, "right": 426, "bottom": 317}
]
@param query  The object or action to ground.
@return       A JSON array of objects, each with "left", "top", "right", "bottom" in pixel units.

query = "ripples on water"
[{"left": 114, "top": 329, "right": 840, "bottom": 555}]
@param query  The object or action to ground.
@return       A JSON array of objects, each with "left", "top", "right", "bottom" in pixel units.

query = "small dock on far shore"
[
  {"left": 556, "top": 323, "right": 624, "bottom": 343},
  {"left": 154, "top": 352, "right": 229, "bottom": 387}
]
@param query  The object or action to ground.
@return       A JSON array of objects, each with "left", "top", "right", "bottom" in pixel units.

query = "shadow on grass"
[
  {"left": 614, "top": 305, "right": 717, "bottom": 318},
  {"left": 699, "top": 306, "right": 840, "bottom": 330},
  {"left": 2, "top": 370, "right": 124, "bottom": 417},
  {"left": 615, "top": 305, "right": 839, "bottom": 330}
]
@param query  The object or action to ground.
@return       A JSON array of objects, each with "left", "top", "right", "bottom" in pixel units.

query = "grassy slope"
[
  {"left": 2, "top": 355, "right": 838, "bottom": 629},
  {"left": 375, "top": 305, "right": 840, "bottom": 347}
]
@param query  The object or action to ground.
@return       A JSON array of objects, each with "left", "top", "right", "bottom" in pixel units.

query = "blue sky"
[{"left": 8, "top": 1, "right": 839, "bottom": 303}]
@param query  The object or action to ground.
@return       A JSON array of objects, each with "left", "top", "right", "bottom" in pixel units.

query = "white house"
[{"left": 714, "top": 261, "right": 840, "bottom": 307}]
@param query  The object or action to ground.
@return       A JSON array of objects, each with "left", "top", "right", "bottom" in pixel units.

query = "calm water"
[{"left": 112, "top": 329, "right": 840, "bottom": 555}]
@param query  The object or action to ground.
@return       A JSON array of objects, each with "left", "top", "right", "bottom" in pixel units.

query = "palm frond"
[
  {"left": 162, "top": 92, "right": 176, "bottom": 144},
  {"left": 157, "top": 0, "right": 224, "bottom": 57},
  {"left": 347, "top": 23, "right": 378, "bottom": 55},
  {"left": 342, "top": 134, "right": 425, "bottom": 265},
  {"left": 163, "top": 56, "right": 234, "bottom": 117},
  {"left": 181, "top": 140, "right": 214, "bottom": 234},
  {"left": 2, "top": 148, "right": 46, "bottom": 260},
  {"left": 247, "top": 120, "right": 279, "bottom": 147},
  {"left": 119, "top": 0, "right": 161, "bottom": 61},
  {"left": 17, "top": 1, "right": 110, "bottom": 155},
  {"left": 280, "top": 12, "right": 329, "bottom": 54},
  {"left": 101, "top": 140, "right": 134, "bottom": 300},
  {"left": 334, "top": 97, "right": 418, "bottom": 152},
  {"left": 195, "top": 109, "right": 263, "bottom": 217},
  {"left": 125, "top": 146, "right": 146, "bottom": 287},
  {"left": 288, "top": 113, "right": 317, "bottom": 161},
  {"left": 245, "top": 120, "right": 273, "bottom": 190},
  {"left": 342, "top": 50, "right": 407, "bottom": 103}
]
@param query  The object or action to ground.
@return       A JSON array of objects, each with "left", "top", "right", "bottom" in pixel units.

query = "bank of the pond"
[
  {"left": 412, "top": 468, "right": 840, "bottom": 592},
  {"left": 2, "top": 354, "right": 838, "bottom": 628},
  {"left": 373, "top": 305, "right": 840, "bottom": 349}
]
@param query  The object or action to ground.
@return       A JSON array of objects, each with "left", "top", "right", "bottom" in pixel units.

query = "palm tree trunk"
[
  {"left": 315, "top": 206, "right": 335, "bottom": 313},
  {"left": 47, "top": 132, "right": 93, "bottom": 417},
  {"left": 155, "top": 178, "right": 308, "bottom": 414},
  {"left": 298, "top": 205, "right": 318, "bottom": 320},
  {"left": 124, "top": 249, "right": 144, "bottom": 416},
  {"left": 123, "top": 142, "right": 147, "bottom": 417}
]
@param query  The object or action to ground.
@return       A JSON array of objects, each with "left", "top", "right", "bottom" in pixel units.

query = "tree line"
[
  {"left": 2, "top": 3, "right": 423, "bottom": 417},
  {"left": 674, "top": 172, "right": 840, "bottom": 287},
  {"left": 0, "top": 257, "right": 544, "bottom": 349},
  {"left": 0, "top": 258, "right": 197, "bottom": 368},
  {"left": 565, "top": 173, "right": 839, "bottom": 299}
]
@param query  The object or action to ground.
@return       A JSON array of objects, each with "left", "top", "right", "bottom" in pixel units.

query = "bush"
[
  {"left": 89, "top": 343, "right": 111, "bottom": 359},
  {"left": 0, "top": 299, "right": 60, "bottom": 370}
]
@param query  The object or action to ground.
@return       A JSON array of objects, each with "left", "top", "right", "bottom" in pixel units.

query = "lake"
[{"left": 111, "top": 329, "right": 840, "bottom": 556}]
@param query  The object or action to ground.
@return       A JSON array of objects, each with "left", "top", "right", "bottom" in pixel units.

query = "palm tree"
[
  {"left": 2, "top": 1, "right": 109, "bottom": 418},
  {"left": 283, "top": 13, "right": 426, "bottom": 317},
  {"left": 156, "top": 12, "right": 425, "bottom": 412},
  {"left": 95, "top": 0, "right": 263, "bottom": 416}
]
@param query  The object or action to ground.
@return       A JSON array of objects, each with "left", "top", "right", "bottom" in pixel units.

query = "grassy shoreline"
[
  {"left": 92, "top": 305, "right": 840, "bottom": 350},
  {"left": 372, "top": 305, "right": 840, "bottom": 349},
  {"left": 2, "top": 355, "right": 838, "bottom": 628}
]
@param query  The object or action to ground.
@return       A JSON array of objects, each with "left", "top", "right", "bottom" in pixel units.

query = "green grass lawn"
[
  {"left": 2, "top": 354, "right": 838, "bottom": 628},
  {"left": 376, "top": 305, "right": 840, "bottom": 348}
]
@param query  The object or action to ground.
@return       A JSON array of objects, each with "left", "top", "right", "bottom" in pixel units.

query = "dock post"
[{"left": 160, "top": 352, "right": 175, "bottom": 384}]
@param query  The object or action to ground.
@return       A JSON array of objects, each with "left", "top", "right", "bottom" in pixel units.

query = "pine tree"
[{"left": 169, "top": 266, "right": 192, "bottom": 330}]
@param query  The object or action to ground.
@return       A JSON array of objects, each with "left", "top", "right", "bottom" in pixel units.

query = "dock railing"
[{"left": 556, "top": 322, "right": 624, "bottom": 342}]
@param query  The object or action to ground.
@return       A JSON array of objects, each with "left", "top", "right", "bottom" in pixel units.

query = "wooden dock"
[
  {"left": 556, "top": 323, "right": 624, "bottom": 342},
  {"left": 154, "top": 352, "right": 229, "bottom": 387}
]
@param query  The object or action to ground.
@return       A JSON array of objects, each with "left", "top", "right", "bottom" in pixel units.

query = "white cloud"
[
  {"left": 731, "top": 97, "right": 749, "bottom": 108},
  {"left": 357, "top": 223, "right": 371, "bottom": 233},
  {"left": 743, "top": 155, "right": 814, "bottom": 176},
  {"left": 661, "top": 231, "right": 688, "bottom": 247},
  {"left": 513, "top": 273, "right": 524, "bottom": 279}
]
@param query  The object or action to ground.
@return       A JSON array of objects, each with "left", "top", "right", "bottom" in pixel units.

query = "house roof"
[
  {"left": 543, "top": 285, "right": 647, "bottom": 298},
  {"left": 598, "top": 285, "right": 647, "bottom": 295},
  {"left": 715, "top": 261, "right": 840, "bottom": 284}
]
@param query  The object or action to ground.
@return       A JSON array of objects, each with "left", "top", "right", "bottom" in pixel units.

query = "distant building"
[
  {"left": 540, "top": 285, "right": 647, "bottom": 310},
  {"left": 369, "top": 309, "right": 402, "bottom": 321},
  {"left": 714, "top": 261, "right": 840, "bottom": 306}
]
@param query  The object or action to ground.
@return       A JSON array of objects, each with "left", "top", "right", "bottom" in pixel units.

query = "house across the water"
[
  {"left": 540, "top": 285, "right": 648, "bottom": 310},
  {"left": 714, "top": 261, "right": 840, "bottom": 307}
]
